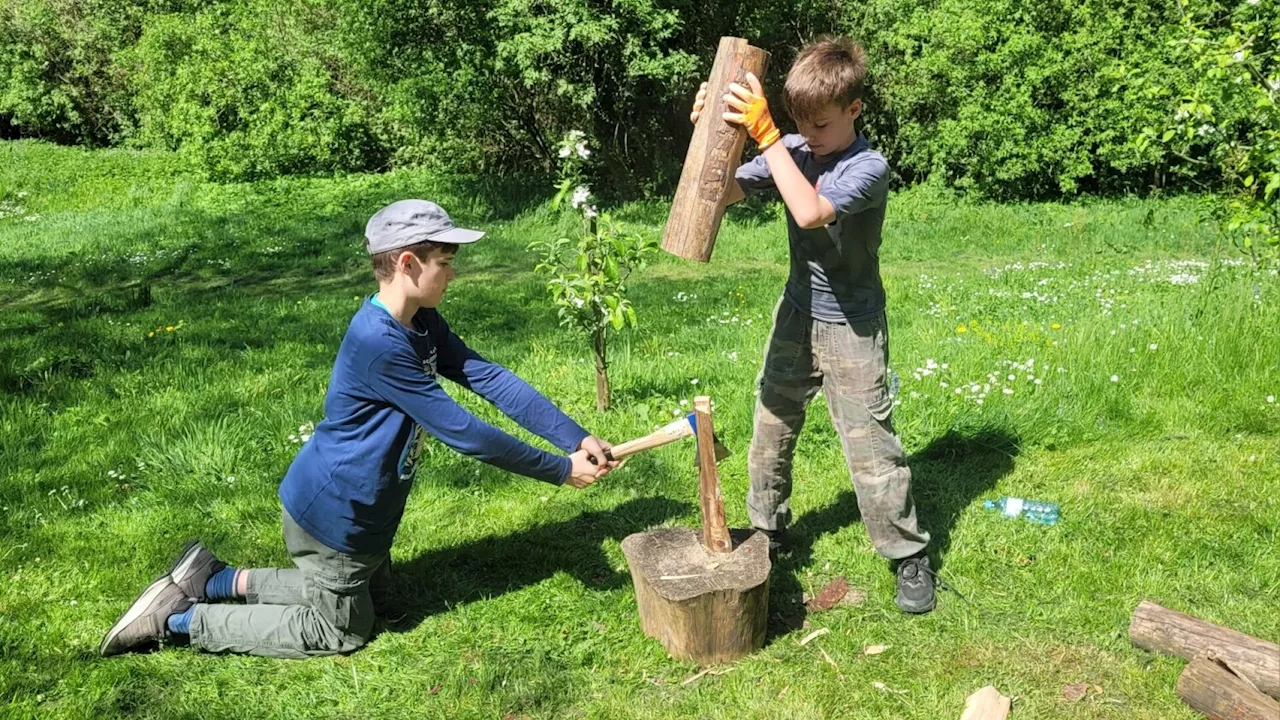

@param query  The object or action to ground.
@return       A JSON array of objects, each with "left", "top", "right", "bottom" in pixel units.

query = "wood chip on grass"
[
  {"left": 681, "top": 666, "right": 735, "bottom": 686},
  {"left": 806, "top": 577, "right": 850, "bottom": 611},
  {"left": 799, "top": 628, "right": 830, "bottom": 646}
]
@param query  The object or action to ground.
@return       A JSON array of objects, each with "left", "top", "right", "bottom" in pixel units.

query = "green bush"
[
  {"left": 126, "top": 0, "right": 385, "bottom": 180},
  {"left": 0, "top": 0, "right": 155, "bottom": 145},
  {"left": 1137, "top": 0, "right": 1279, "bottom": 260},
  {"left": 847, "top": 0, "right": 1202, "bottom": 197},
  {"left": 0, "top": 0, "right": 1269, "bottom": 199}
]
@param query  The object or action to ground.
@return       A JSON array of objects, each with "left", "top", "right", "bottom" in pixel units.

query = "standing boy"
[{"left": 690, "top": 37, "right": 934, "bottom": 612}]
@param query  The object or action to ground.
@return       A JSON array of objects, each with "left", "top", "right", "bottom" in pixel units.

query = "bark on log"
[
  {"left": 661, "top": 36, "right": 770, "bottom": 263},
  {"left": 1130, "top": 600, "right": 1280, "bottom": 699},
  {"left": 1176, "top": 657, "right": 1280, "bottom": 720}
]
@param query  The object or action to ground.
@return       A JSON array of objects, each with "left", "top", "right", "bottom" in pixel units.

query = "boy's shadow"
[
  {"left": 381, "top": 496, "right": 689, "bottom": 632},
  {"left": 768, "top": 429, "right": 1020, "bottom": 635}
]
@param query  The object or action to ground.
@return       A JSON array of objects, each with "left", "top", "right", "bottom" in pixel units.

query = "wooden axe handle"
[{"left": 608, "top": 416, "right": 695, "bottom": 460}]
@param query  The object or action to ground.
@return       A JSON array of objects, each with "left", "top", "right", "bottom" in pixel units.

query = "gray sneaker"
[
  {"left": 168, "top": 540, "right": 226, "bottom": 601},
  {"left": 99, "top": 575, "right": 193, "bottom": 657},
  {"left": 894, "top": 554, "right": 937, "bottom": 614}
]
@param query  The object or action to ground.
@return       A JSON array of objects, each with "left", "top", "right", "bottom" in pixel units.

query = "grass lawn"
[{"left": 1, "top": 139, "right": 1278, "bottom": 719}]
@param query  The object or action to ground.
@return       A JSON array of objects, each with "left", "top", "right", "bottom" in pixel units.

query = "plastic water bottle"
[{"left": 984, "top": 497, "right": 1060, "bottom": 526}]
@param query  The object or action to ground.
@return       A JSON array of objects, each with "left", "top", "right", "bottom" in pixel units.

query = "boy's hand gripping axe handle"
[{"left": 592, "top": 413, "right": 731, "bottom": 464}]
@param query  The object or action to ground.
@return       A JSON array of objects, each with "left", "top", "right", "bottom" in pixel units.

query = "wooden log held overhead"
[{"left": 661, "top": 37, "right": 771, "bottom": 263}]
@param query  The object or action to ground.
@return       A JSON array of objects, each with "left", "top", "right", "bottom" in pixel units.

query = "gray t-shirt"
[{"left": 736, "top": 134, "right": 890, "bottom": 323}]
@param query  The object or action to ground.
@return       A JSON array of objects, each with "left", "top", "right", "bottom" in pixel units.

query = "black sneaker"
[
  {"left": 894, "top": 553, "right": 936, "bottom": 614},
  {"left": 99, "top": 575, "right": 193, "bottom": 656},
  {"left": 167, "top": 540, "right": 227, "bottom": 602}
]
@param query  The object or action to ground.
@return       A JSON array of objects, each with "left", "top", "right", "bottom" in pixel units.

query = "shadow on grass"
[
  {"left": 382, "top": 495, "right": 691, "bottom": 632},
  {"left": 0, "top": 199, "right": 567, "bottom": 404},
  {"left": 767, "top": 428, "right": 1020, "bottom": 636}
]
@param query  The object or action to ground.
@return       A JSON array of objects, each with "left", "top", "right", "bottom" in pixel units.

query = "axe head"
[{"left": 686, "top": 412, "right": 732, "bottom": 463}]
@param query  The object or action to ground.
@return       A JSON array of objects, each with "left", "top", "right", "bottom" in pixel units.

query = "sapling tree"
[{"left": 529, "top": 131, "right": 658, "bottom": 411}]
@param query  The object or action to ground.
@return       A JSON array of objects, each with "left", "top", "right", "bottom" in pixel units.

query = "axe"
[{"left": 590, "top": 412, "right": 731, "bottom": 464}]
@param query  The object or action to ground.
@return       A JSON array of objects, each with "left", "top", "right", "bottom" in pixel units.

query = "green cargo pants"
[{"left": 188, "top": 510, "right": 391, "bottom": 658}]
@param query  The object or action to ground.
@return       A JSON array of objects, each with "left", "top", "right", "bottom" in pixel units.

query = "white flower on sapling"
[
  {"left": 576, "top": 141, "right": 591, "bottom": 159},
  {"left": 570, "top": 185, "right": 591, "bottom": 209},
  {"left": 559, "top": 146, "right": 572, "bottom": 158}
]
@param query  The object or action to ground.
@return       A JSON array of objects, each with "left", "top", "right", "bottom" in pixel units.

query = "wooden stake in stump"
[
  {"left": 621, "top": 395, "right": 770, "bottom": 664},
  {"left": 1177, "top": 657, "right": 1280, "bottom": 720},
  {"left": 1129, "top": 600, "right": 1280, "bottom": 699},
  {"left": 661, "top": 37, "right": 771, "bottom": 263},
  {"left": 694, "top": 397, "right": 732, "bottom": 553}
]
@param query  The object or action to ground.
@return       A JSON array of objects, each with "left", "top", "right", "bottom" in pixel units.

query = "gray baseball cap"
[{"left": 364, "top": 199, "right": 485, "bottom": 254}]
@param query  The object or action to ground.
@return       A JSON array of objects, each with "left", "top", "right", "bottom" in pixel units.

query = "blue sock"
[
  {"left": 205, "top": 567, "right": 239, "bottom": 601},
  {"left": 166, "top": 606, "right": 194, "bottom": 635}
]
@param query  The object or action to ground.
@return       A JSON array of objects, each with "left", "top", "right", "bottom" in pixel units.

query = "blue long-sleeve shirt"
[{"left": 279, "top": 297, "right": 588, "bottom": 554}]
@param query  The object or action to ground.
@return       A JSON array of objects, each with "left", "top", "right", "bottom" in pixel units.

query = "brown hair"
[
  {"left": 784, "top": 36, "right": 868, "bottom": 122},
  {"left": 370, "top": 241, "right": 456, "bottom": 281}
]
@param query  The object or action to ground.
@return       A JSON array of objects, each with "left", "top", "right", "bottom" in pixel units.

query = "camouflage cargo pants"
[{"left": 747, "top": 299, "right": 930, "bottom": 560}]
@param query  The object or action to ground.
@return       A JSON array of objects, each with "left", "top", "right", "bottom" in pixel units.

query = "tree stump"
[
  {"left": 621, "top": 395, "right": 770, "bottom": 664},
  {"left": 1177, "top": 657, "right": 1280, "bottom": 720},
  {"left": 1130, "top": 600, "right": 1280, "bottom": 699},
  {"left": 661, "top": 36, "right": 771, "bottom": 263},
  {"left": 621, "top": 528, "right": 770, "bottom": 665}
]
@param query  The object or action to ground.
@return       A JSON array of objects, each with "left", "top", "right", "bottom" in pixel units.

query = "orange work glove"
[{"left": 723, "top": 72, "right": 781, "bottom": 151}]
